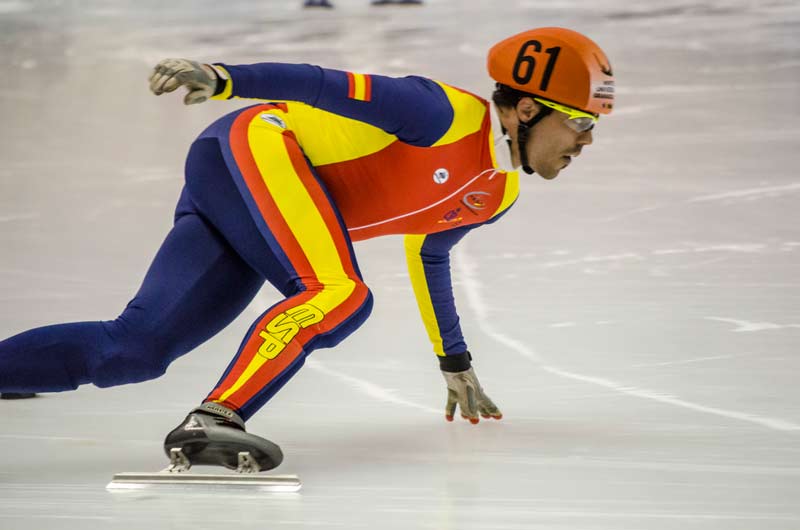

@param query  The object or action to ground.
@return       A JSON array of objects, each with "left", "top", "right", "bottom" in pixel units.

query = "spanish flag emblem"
[{"left": 346, "top": 72, "right": 372, "bottom": 102}]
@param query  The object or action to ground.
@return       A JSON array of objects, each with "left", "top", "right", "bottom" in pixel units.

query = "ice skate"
[
  {"left": 163, "top": 402, "right": 283, "bottom": 472},
  {"left": 107, "top": 403, "right": 300, "bottom": 492}
]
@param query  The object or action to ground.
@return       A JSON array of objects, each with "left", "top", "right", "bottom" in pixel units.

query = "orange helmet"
[{"left": 487, "top": 27, "right": 614, "bottom": 115}]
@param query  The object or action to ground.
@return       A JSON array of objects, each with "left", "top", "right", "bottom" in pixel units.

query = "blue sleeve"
[
  {"left": 404, "top": 225, "right": 475, "bottom": 357},
  {"left": 212, "top": 62, "right": 454, "bottom": 147}
]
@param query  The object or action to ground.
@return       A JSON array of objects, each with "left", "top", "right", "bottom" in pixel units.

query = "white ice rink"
[{"left": 1, "top": 0, "right": 799, "bottom": 528}]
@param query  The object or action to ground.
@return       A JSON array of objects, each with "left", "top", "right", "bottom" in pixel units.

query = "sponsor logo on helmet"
[
  {"left": 260, "top": 113, "right": 287, "bottom": 129},
  {"left": 433, "top": 168, "right": 450, "bottom": 184},
  {"left": 595, "top": 53, "right": 613, "bottom": 76},
  {"left": 592, "top": 80, "right": 615, "bottom": 102}
]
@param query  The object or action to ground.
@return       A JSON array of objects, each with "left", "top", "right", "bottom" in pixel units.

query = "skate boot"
[
  {"left": 164, "top": 402, "right": 283, "bottom": 472},
  {"left": 0, "top": 393, "right": 37, "bottom": 400}
]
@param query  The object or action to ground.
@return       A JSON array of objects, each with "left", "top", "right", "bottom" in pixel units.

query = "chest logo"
[
  {"left": 438, "top": 207, "right": 463, "bottom": 225},
  {"left": 462, "top": 191, "right": 490, "bottom": 212},
  {"left": 433, "top": 168, "right": 450, "bottom": 184}
]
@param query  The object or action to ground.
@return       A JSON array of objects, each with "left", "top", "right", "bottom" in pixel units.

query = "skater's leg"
[
  {"left": 189, "top": 109, "right": 373, "bottom": 421},
  {"left": 0, "top": 190, "right": 264, "bottom": 392}
]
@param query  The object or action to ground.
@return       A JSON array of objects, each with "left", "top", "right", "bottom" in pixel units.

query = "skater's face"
[{"left": 498, "top": 97, "right": 594, "bottom": 180}]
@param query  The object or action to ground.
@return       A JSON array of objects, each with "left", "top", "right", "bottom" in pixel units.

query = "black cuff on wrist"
[
  {"left": 213, "top": 76, "right": 226, "bottom": 96},
  {"left": 208, "top": 66, "right": 226, "bottom": 96},
  {"left": 439, "top": 351, "right": 472, "bottom": 372}
]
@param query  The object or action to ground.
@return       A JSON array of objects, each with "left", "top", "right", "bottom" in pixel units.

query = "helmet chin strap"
[{"left": 516, "top": 107, "right": 552, "bottom": 175}]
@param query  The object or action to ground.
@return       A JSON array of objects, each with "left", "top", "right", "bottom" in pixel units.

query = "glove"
[
  {"left": 441, "top": 367, "right": 503, "bottom": 424},
  {"left": 149, "top": 58, "right": 219, "bottom": 105}
]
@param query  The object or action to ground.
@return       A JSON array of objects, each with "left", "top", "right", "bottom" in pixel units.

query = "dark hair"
[{"left": 491, "top": 83, "right": 537, "bottom": 109}]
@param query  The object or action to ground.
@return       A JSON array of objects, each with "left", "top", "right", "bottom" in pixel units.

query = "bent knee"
[
  {"left": 309, "top": 281, "right": 373, "bottom": 350},
  {"left": 88, "top": 330, "right": 180, "bottom": 388}
]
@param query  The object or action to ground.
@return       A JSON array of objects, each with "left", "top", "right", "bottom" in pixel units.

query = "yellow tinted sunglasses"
[{"left": 534, "top": 98, "right": 598, "bottom": 133}]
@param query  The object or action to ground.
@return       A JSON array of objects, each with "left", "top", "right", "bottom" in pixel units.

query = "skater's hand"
[
  {"left": 149, "top": 58, "right": 219, "bottom": 105},
  {"left": 441, "top": 367, "right": 502, "bottom": 424}
]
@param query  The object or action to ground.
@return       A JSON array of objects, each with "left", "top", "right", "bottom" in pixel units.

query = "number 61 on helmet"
[{"left": 487, "top": 27, "right": 615, "bottom": 116}]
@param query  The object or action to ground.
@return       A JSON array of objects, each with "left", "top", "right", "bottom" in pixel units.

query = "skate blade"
[{"left": 107, "top": 472, "right": 301, "bottom": 492}]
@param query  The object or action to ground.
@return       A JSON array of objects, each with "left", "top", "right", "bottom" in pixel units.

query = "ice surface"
[{"left": 1, "top": 0, "right": 799, "bottom": 529}]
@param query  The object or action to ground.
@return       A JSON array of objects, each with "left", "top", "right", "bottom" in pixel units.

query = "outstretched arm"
[
  {"left": 149, "top": 59, "right": 454, "bottom": 146},
  {"left": 404, "top": 227, "right": 502, "bottom": 424}
]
